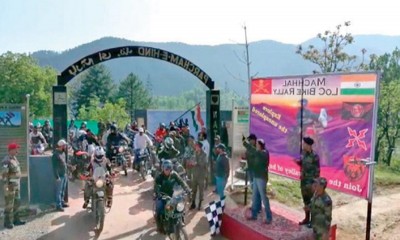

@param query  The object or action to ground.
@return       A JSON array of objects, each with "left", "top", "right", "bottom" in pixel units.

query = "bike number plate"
[{"left": 97, "top": 191, "right": 105, "bottom": 197}]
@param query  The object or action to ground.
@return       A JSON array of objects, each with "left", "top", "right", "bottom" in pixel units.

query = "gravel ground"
[{"left": 0, "top": 210, "right": 56, "bottom": 240}]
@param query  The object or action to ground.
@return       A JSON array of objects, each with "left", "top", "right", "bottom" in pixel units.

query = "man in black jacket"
[
  {"left": 215, "top": 144, "right": 230, "bottom": 198},
  {"left": 154, "top": 160, "right": 191, "bottom": 233},
  {"left": 52, "top": 139, "right": 68, "bottom": 212}
]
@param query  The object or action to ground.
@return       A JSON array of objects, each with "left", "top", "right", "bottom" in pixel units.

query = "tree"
[
  {"left": 74, "top": 64, "right": 115, "bottom": 111},
  {"left": 0, "top": 52, "right": 57, "bottom": 117},
  {"left": 296, "top": 21, "right": 366, "bottom": 73},
  {"left": 115, "top": 73, "right": 152, "bottom": 119},
  {"left": 368, "top": 48, "right": 400, "bottom": 166},
  {"left": 78, "top": 97, "right": 130, "bottom": 129}
]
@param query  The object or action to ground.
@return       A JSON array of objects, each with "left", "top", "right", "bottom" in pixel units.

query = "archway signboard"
[
  {"left": 53, "top": 46, "right": 221, "bottom": 200},
  {"left": 57, "top": 46, "right": 214, "bottom": 90}
]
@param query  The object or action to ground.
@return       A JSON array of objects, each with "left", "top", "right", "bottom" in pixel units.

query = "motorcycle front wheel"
[
  {"left": 140, "top": 161, "right": 148, "bottom": 180},
  {"left": 168, "top": 223, "right": 188, "bottom": 240},
  {"left": 96, "top": 199, "right": 105, "bottom": 232}
]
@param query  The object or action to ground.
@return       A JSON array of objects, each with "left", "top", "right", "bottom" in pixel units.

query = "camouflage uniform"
[
  {"left": 299, "top": 150, "right": 320, "bottom": 224},
  {"left": 2, "top": 155, "right": 22, "bottom": 226},
  {"left": 300, "top": 150, "right": 320, "bottom": 205},
  {"left": 190, "top": 149, "right": 207, "bottom": 209},
  {"left": 310, "top": 192, "right": 332, "bottom": 240},
  {"left": 182, "top": 144, "right": 195, "bottom": 180}
]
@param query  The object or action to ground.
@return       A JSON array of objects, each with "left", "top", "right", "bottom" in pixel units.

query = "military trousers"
[
  {"left": 191, "top": 176, "right": 205, "bottom": 203},
  {"left": 4, "top": 184, "right": 21, "bottom": 224}
]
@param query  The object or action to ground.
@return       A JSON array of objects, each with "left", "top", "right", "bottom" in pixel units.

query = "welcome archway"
[{"left": 52, "top": 45, "right": 221, "bottom": 155}]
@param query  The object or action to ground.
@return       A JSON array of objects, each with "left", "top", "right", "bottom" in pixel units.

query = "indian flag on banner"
[
  {"left": 191, "top": 104, "right": 204, "bottom": 132},
  {"left": 340, "top": 74, "right": 376, "bottom": 95}
]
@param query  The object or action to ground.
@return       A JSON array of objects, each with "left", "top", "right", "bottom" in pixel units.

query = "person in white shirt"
[
  {"left": 198, "top": 132, "right": 210, "bottom": 161},
  {"left": 133, "top": 127, "right": 153, "bottom": 170}
]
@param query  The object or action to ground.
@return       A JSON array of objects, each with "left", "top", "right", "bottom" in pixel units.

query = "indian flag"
[
  {"left": 340, "top": 74, "right": 377, "bottom": 95},
  {"left": 191, "top": 104, "right": 204, "bottom": 132}
]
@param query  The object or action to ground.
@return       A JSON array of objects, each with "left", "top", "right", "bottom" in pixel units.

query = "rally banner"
[{"left": 250, "top": 72, "right": 379, "bottom": 199}]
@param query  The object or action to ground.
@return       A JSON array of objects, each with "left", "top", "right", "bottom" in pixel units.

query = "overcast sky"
[{"left": 1, "top": 0, "right": 399, "bottom": 53}]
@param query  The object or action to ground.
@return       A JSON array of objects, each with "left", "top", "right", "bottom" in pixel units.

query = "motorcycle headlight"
[
  {"left": 118, "top": 146, "right": 124, "bottom": 153},
  {"left": 95, "top": 179, "right": 104, "bottom": 188},
  {"left": 176, "top": 202, "right": 185, "bottom": 212}
]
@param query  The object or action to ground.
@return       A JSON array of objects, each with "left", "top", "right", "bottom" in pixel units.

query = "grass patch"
[
  {"left": 375, "top": 163, "right": 400, "bottom": 187},
  {"left": 269, "top": 174, "right": 303, "bottom": 207}
]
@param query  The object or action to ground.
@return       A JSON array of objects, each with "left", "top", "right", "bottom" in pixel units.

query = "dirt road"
[
  {"left": 1, "top": 169, "right": 226, "bottom": 240},
  {"left": 332, "top": 187, "right": 400, "bottom": 240}
]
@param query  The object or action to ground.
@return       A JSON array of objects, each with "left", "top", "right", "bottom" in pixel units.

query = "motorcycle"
[
  {"left": 42, "top": 129, "right": 53, "bottom": 148},
  {"left": 82, "top": 167, "right": 109, "bottom": 232},
  {"left": 136, "top": 148, "right": 152, "bottom": 180},
  {"left": 154, "top": 191, "right": 189, "bottom": 240},
  {"left": 31, "top": 143, "right": 46, "bottom": 155},
  {"left": 110, "top": 141, "right": 129, "bottom": 176}
]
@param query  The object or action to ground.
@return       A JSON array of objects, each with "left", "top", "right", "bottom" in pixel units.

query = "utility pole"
[
  {"left": 244, "top": 25, "right": 251, "bottom": 101},
  {"left": 243, "top": 24, "right": 251, "bottom": 206},
  {"left": 130, "top": 79, "right": 133, "bottom": 123}
]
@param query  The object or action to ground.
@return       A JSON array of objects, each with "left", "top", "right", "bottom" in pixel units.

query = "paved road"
[{"left": 3, "top": 168, "right": 226, "bottom": 240}]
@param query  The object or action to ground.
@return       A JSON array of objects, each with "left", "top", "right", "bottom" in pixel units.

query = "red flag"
[{"left": 251, "top": 78, "right": 272, "bottom": 94}]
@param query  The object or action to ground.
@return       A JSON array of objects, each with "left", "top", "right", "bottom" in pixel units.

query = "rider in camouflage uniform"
[
  {"left": 297, "top": 137, "right": 320, "bottom": 226},
  {"left": 307, "top": 177, "right": 332, "bottom": 240},
  {"left": 2, "top": 143, "right": 26, "bottom": 229}
]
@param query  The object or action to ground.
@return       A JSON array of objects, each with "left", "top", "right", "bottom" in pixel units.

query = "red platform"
[{"left": 221, "top": 202, "right": 336, "bottom": 240}]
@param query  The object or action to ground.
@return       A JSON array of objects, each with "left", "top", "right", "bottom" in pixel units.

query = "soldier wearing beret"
[
  {"left": 305, "top": 177, "right": 332, "bottom": 240},
  {"left": 296, "top": 137, "right": 320, "bottom": 225},
  {"left": 2, "top": 143, "right": 26, "bottom": 229}
]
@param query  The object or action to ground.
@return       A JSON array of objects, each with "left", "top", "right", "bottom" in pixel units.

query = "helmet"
[
  {"left": 139, "top": 127, "right": 144, "bottom": 133},
  {"left": 110, "top": 124, "right": 117, "bottom": 131},
  {"left": 57, "top": 139, "right": 67, "bottom": 147},
  {"left": 45, "top": 120, "right": 50, "bottom": 124},
  {"left": 162, "top": 160, "right": 173, "bottom": 171},
  {"left": 160, "top": 123, "right": 166, "bottom": 128},
  {"left": 94, "top": 147, "right": 105, "bottom": 162},
  {"left": 164, "top": 137, "right": 174, "bottom": 149},
  {"left": 36, "top": 123, "right": 41, "bottom": 128}
]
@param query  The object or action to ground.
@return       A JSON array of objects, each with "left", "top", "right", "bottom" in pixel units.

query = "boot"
[
  {"left": 197, "top": 200, "right": 202, "bottom": 211},
  {"left": 4, "top": 215, "right": 14, "bottom": 229},
  {"left": 298, "top": 210, "right": 310, "bottom": 225},
  {"left": 82, "top": 200, "right": 89, "bottom": 209},
  {"left": 107, "top": 198, "right": 113, "bottom": 208},
  {"left": 190, "top": 201, "right": 196, "bottom": 210}
]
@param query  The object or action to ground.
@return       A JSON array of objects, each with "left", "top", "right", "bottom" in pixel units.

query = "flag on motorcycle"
[
  {"left": 191, "top": 104, "right": 204, "bottom": 132},
  {"left": 204, "top": 196, "right": 226, "bottom": 235}
]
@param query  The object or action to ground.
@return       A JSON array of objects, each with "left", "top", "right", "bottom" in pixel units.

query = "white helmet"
[
  {"left": 57, "top": 139, "right": 67, "bottom": 147},
  {"left": 139, "top": 127, "right": 144, "bottom": 133},
  {"left": 94, "top": 146, "right": 105, "bottom": 162}
]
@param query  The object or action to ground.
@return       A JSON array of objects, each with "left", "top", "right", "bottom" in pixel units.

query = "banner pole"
[
  {"left": 365, "top": 72, "right": 380, "bottom": 240},
  {"left": 172, "top": 102, "right": 201, "bottom": 124}
]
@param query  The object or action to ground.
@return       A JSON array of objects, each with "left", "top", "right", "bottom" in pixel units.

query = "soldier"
[
  {"left": 296, "top": 137, "right": 320, "bottom": 225},
  {"left": 305, "top": 177, "right": 332, "bottom": 240},
  {"left": 190, "top": 141, "right": 207, "bottom": 210},
  {"left": 183, "top": 135, "right": 195, "bottom": 180},
  {"left": 2, "top": 143, "right": 26, "bottom": 229}
]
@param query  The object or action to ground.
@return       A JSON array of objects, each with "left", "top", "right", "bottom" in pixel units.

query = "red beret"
[{"left": 8, "top": 143, "right": 20, "bottom": 150}]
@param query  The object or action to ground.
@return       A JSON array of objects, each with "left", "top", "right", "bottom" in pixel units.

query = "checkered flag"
[{"left": 204, "top": 196, "right": 226, "bottom": 235}]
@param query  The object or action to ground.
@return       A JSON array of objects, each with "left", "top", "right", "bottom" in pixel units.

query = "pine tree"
[
  {"left": 116, "top": 73, "right": 152, "bottom": 119},
  {"left": 74, "top": 64, "right": 114, "bottom": 110}
]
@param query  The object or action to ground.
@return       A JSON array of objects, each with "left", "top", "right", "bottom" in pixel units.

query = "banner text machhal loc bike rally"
[{"left": 250, "top": 72, "right": 379, "bottom": 199}]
